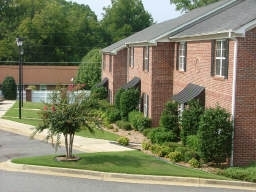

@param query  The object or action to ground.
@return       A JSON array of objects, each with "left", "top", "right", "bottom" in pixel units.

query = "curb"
[{"left": 1, "top": 160, "right": 256, "bottom": 191}]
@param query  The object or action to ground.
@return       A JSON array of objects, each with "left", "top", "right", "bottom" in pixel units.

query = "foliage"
[
  {"left": 101, "top": 0, "right": 153, "bottom": 44},
  {"left": 186, "top": 135, "right": 200, "bottom": 152},
  {"left": 159, "top": 101, "right": 180, "bottom": 138},
  {"left": 91, "top": 85, "right": 108, "bottom": 100},
  {"left": 75, "top": 49, "right": 102, "bottom": 89},
  {"left": 198, "top": 106, "right": 233, "bottom": 163},
  {"left": 168, "top": 151, "right": 183, "bottom": 162},
  {"left": 105, "top": 107, "right": 121, "bottom": 123},
  {"left": 2, "top": 76, "right": 17, "bottom": 99},
  {"left": 116, "top": 120, "right": 132, "bottom": 130},
  {"left": 188, "top": 158, "right": 201, "bottom": 168},
  {"left": 0, "top": 0, "right": 103, "bottom": 63},
  {"left": 148, "top": 127, "right": 178, "bottom": 144},
  {"left": 128, "top": 111, "right": 151, "bottom": 131},
  {"left": 33, "top": 87, "right": 101, "bottom": 159},
  {"left": 184, "top": 150, "right": 200, "bottom": 162},
  {"left": 117, "top": 136, "right": 129, "bottom": 146},
  {"left": 142, "top": 140, "right": 151, "bottom": 150},
  {"left": 180, "top": 100, "right": 204, "bottom": 145},
  {"left": 218, "top": 164, "right": 256, "bottom": 182},
  {"left": 119, "top": 88, "right": 140, "bottom": 120},
  {"left": 114, "top": 88, "right": 125, "bottom": 110},
  {"left": 170, "top": 0, "right": 220, "bottom": 12}
]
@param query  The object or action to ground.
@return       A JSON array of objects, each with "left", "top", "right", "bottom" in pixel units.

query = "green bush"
[
  {"left": 114, "top": 88, "right": 125, "bottom": 110},
  {"left": 106, "top": 107, "right": 121, "bottom": 123},
  {"left": 2, "top": 76, "right": 17, "bottom": 100},
  {"left": 149, "top": 127, "right": 178, "bottom": 144},
  {"left": 219, "top": 166, "right": 256, "bottom": 182},
  {"left": 180, "top": 100, "right": 204, "bottom": 145},
  {"left": 186, "top": 135, "right": 200, "bottom": 152},
  {"left": 128, "top": 111, "right": 151, "bottom": 131},
  {"left": 116, "top": 120, "right": 132, "bottom": 130},
  {"left": 158, "top": 146, "right": 173, "bottom": 157},
  {"left": 198, "top": 106, "right": 233, "bottom": 163},
  {"left": 117, "top": 137, "right": 129, "bottom": 146},
  {"left": 188, "top": 158, "right": 201, "bottom": 168},
  {"left": 184, "top": 150, "right": 200, "bottom": 162},
  {"left": 162, "top": 142, "right": 183, "bottom": 152},
  {"left": 159, "top": 101, "right": 179, "bottom": 139},
  {"left": 168, "top": 151, "right": 182, "bottom": 162},
  {"left": 91, "top": 85, "right": 108, "bottom": 100},
  {"left": 120, "top": 88, "right": 140, "bottom": 120},
  {"left": 142, "top": 140, "right": 151, "bottom": 150},
  {"left": 150, "top": 144, "right": 162, "bottom": 155}
]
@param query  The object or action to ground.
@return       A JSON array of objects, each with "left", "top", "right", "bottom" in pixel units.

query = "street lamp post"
[{"left": 16, "top": 37, "right": 24, "bottom": 119}]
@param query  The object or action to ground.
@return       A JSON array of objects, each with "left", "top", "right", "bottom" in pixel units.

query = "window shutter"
[
  {"left": 211, "top": 40, "right": 216, "bottom": 76},
  {"left": 184, "top": 42, "right": 187, "bottom": 72},
  {"left": 176, "top": 43, "right": 179, "bottom": 70},
  {"left": 224, "top": 39, "right": 229, "bottom": 79}
]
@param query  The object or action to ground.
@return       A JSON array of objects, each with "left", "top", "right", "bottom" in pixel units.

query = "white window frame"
[
  {"left": 143, "top": 46, "right": 149, "bottom": 72},
  {"left": 178, "top": 42, "right": 186, "bottom": 71},
  {"left": 215, "top": 40, "right": 226, "bottom": 77},
  {"left": 128, "top": 47, "right": 134, "bottom": 68},
  {"left": 143, "top": 93, "right": 149, "bottom": 117}
]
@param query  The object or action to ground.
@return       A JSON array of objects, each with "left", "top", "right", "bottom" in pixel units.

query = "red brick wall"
[
  {"left": 102, "top": 49, "right": 127, "bottom": 104},
  {"left": 233, "top": 28, "right": 256, "bottom": 166},
  {"left": 173, "top": 40, "right": 234, "bottom": 113},
  {"left": 128, "top": 42, "right": 174, "bottom": 126}
]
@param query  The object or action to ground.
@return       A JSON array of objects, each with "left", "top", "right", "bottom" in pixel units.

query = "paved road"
[{"left": 0, "top": 130, "right": 253, "bottom": 192}]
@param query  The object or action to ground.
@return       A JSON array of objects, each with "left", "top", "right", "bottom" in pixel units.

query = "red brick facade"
[{"left": 102, "top": 27, "right": 256, "bottom": 165}]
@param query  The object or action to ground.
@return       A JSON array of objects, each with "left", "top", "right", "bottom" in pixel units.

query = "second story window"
[
  {"left": 176, "top": 42, "right": 187, "bottom": 71},
  {"left": 211, "top": 39, "right": 229, "bottom": 79},
  {"left": 109, "top": 55, "right": 112, "bottom": 72},
  {"left": 143, "top": 46, "right": 149, "bottom": 72},
  {"left": 128, "top": 47, "right": 134, "bottom": 68}
]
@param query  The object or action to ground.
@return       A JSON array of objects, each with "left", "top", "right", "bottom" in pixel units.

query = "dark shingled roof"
[
  {"left": 102, "top": 0, "right": 246, "bottom": 54},
  {"left": 122, "top": 77, "right": 141, "bottom": 89},
  {"left": 172, "top": 83, "right": 205, "bottom": 104}
]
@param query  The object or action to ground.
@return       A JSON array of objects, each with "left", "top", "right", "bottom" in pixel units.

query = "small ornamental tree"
[
  {"left": 2, "top": 76, "right": 17, "bottom": 100},
  {"left": 180, "top": 100, "right": 204, "bottom": 145},
  {"left": 198, "top": 106, "right": 233, "bottom": 163},
  {"left": 33, "top": 86, "right": 101, "bottom": 160}
]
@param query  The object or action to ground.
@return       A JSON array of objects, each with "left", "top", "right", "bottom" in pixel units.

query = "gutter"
[{"left": 230, "top": 36, "right": 238, "bottom": 167}]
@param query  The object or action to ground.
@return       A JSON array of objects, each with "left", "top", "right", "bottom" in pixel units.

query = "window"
[
  {"left": 143, "top": 46, "right": 149, "bottom": 72},
  {"left": 109, "top": 55, "right": 112, "bottom": 72},
  {"left": 102, "top": 54, "right": 106, "bottom": 70},
  {"left": 128, "top": 47, "right": 134, "bottom": 68},
  {"left": 40, "top": 84, "right": 47, "bottom": 90},
  {"left": 211, "top": 39, "right": 229, "bottom": 78},
  {"left": 142, "top": 93, "right": 149, "bottom": 117},
  {"left": 176, "top": 42, "right": 187, "bottom": 71}
]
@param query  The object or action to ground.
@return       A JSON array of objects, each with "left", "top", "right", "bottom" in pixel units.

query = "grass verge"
[{"left": 12, "top": 150, "right": 229, "bottom": 180}]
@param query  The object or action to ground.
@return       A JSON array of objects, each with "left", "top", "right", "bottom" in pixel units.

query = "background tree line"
[{"left": 0, "top": 0, "right": 153, "bottom": 64}]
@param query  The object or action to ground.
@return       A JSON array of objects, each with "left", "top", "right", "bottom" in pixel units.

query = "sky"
[{"left": 67, "top": 0, "right": 181, "bottom": 23}]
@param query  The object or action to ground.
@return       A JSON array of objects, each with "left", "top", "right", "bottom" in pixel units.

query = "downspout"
[{"left": 230, "top": 36, "right": 238, "bottom": 167}]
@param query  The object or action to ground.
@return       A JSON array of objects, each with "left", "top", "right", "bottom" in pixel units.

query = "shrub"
[
  {"left": 106, "top": 107, "right": 121, "bottom": 123},
  {"left": 120, "top": 88, "right": 140, "bottom": 120},
  {"left": 116, "top": 120, "right": 132, "bottom": 130},
  {"left": 117, "top": 137, "right": 129, "bottom": 146},
  {"left": 186, "top": 135, "right": 200, "bottom": 152},
  {"left": 128, "top": 111, "right": 151, "bottom": 131},
  {"left": 114, "top": 88, "right": 125, "bottom": 110},
  {"left": 198, "top": 106, "right": 233, "bottom": 163},
  {"left": 149, "top": 127, "right": 178, "bottom": 144},
  {"left": 219, "top": 166, "right": 256, "bottom": 182},
  {"left": 142, "top": 140, "right": 151, "bottom": 150},
  {"left": 2, "top": 76, "right": 17, "bottom": 100},
  {"left": 162, "top": 142, "right": 183, "bottom": 152},
  {"left": 150, "top": 144, "right": 162, "bottom": 155},
  {"left": 188, "top": 158, "right": 201, "bottom": 168},
  {"left": 158, "top": 146, "right": 173, "bottom": 157},
  {"left": 184, "top": 150, "right": 200, "bottom": 162},
  {"left": 91, "top": 85, "right": 108, "bottom": 100},
  {"left": 180, "top": 100, "right": 204, "bottom": 145},
  {"left": 159, "top": 101, "right": 179, "bottom": 138},
  {"left": 168, "top": 151, "right": 182, "bottom": 162}
]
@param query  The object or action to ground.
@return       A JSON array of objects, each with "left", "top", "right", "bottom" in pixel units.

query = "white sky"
[{"left": 67, "top": 0, "right": 181, "bottom": 23}]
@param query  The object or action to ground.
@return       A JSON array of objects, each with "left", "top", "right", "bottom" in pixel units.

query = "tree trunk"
[{"left": 64, "top": 133, "right": 75, "bottom": 159}]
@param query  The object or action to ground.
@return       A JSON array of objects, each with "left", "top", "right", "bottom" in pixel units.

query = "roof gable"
[{"left": 102, "top": 0, "right": 242, "bottom": 54}]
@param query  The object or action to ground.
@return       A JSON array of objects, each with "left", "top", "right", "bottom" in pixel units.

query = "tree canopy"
[
  {"left": 0, "top": 0, "right": 154, "bottom": 64},
  {"left": 170, "top": 0, "right": 220, "bottom": 12}
]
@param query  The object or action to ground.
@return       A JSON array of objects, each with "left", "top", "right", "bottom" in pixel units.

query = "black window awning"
[
  {"left": 97, "top": 77, "right": 108, "bottom": 87},
  {"left": 172, "top": 83, "right": 205, "bottom": 104},
  {"left": 122, "top": 77, "right": 141, "bottom": 89}
]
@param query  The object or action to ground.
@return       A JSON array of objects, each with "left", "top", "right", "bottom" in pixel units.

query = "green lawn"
[
  {"left": 12, "top": 150, "right": 229, "bottom": 180},
  {"left": 3, "top": 101, "right": 119, "bottom": 141}
]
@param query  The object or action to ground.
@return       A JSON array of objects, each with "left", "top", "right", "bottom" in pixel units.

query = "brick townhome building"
[{"left": 102, "top": 0, "right": 256, "bottom": 166}]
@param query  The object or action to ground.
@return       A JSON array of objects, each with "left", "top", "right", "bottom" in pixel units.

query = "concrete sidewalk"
[{"left": 0, "top": 100, "right": 133, "bottom": 153}]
